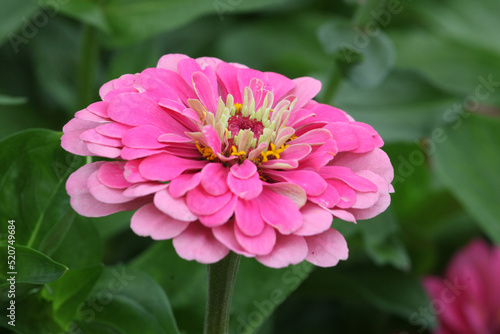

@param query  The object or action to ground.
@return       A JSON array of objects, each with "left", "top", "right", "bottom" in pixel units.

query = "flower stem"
[
  {"left": 203, "top": 252, "right": 241, "bottom": 334},
  {"left": 77, "top": 24, "right": 99, "bottom": 108}
]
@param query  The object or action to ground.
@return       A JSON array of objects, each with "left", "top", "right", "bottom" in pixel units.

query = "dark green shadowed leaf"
[
  {"left": 434, "top": 114, "right": 500, "bottom": 244},
  {"left": 0, "top": 129, "right": 85, "bottom": 250},
  {"left": 74, "top": 266, "right": 180, "bottom": 334},
  {"left": 0, "top": 244, "right": 67, "bottom": 286},
  {"left": 0, "top": 0, "right": 39, "bottom": 46}
]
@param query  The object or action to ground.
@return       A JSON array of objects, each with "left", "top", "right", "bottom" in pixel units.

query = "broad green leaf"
[
  {"left": 48, "top": 265, "right": 103, "bottom": 328},
  {"left": 335, "top": 70, "right": 459, "bottom": 142},
  {"left": 0, "top": 244, "right": 67, "bottom": 286},
  {"left": 318, "top": 19, "right": 395, "bottom": 88},
  {"left": 99, "top": 0, "right": 288, "bottom": 46},
  {"left": 131, "top": 241, "right": 313, "bottom": 334},
  {"left": 390, "top": 30, "right": 500, "bottom": 99},
  {"left": 434, "top": 114, "right": 500, "bottom": 244},
  {"left": 75, "top": 267, "right": 180, "bottom": 334},
  {"left": 0, "top": 129, "right": 85, "bottom": 250},
  {"left": 0, "top": 0, "right": 39, "bottom": 47},
  {"left": 302, "top": 265, "right": 436, "bottom": 328}
]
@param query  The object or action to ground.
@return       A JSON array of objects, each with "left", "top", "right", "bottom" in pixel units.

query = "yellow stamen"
[
  {"left": 196, "top": 141, "right": 217, "bottom": 161},
  {"left": 230, "top": 145, "right": 246, "bottom": 157},
  {"left": 234, "top": 103, "right": 242, "bottom": 114},
  {"left": 259, "top": 143, "right": 289, "bottom": 162}
]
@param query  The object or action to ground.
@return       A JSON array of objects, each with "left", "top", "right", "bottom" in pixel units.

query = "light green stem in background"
[
  {"left": 77, "top": 25, "right": 99, "bottom": 109},
  {"left": 203, "top": 252, "right": 241, "bottom": 334},
  {"left": 352, "top": 0, "right": 387, "bottom": 27}
]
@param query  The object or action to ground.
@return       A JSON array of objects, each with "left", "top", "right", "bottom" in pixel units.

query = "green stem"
[
  {"left": 203, "top": 252, "right": 241, "bottom": 334},
  {"left": 352, "top": 0, "right": 387, "bottom": 27},
  {"left": 77, "top": 25, "right": 99, "bottom": 108},
  {"left": 321, "top": 61, "right": 343, "bottom": 105}
]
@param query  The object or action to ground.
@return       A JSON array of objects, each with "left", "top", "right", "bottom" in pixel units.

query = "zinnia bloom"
[
  {"left": 423, "top": 239, "right": 500, "bottom": 334},
  {"left": 62, "top": 54, "right": 394, "bottom": 268}
]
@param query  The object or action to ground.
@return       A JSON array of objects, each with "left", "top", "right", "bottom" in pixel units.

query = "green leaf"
[
  {"left": 0, "top": 244, "right": 67, "bottom": 286},
  {"left": 434, "top": 114, "right": 500, "bottom": 245},
  {"left": 98, "top": 0, "right": 288, "bottom": 46},
  {"left": 75, "top": 266, "right": 180, "bottom": 334},
  {"left": 0, "top": 129, "right": 85, "bottom": 250},
  {"left": 48, "top": 265, "right": 103, "bottom": 328},
  {"left": 335, "top": 70, "right": 459, "bottom": 142},
  {"left": 318, "top": 19, "right": 395, "bottom": 88},
  {"left": 0, "top": 0, "right": 39, "bottom": 47},
  {"left": 131, "top": 241, "right": 313, "bottom": 334}
]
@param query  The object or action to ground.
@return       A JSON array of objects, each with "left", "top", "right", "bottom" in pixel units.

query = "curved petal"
[
  {"left": 294, "top": 203, "right": 333, "bottom": 236},
  {"left": 186, "top": 186, "right": 233, "bottom": 216},
  {"left": 256, "top": 187, "right": 303, "bottom": 234},
  {"left": 235, "top": 224, "right": 276, "bottom": 256},
  {"left": 305, "top": 228, "right": 348, "bottom": 267},
  {"left": 154, "top": 188, "right": 198, "bottom": 222},
  {"left": 131, "top": 203, "right": 190, "bottom": 240},
  {"left": 173, "top": 223, "right": 229, "bottom": 264},
  {"left": 97, "top": 161, "right": 131, "bottom": 189},
  {"left": 139, "top": 153, "right": 207, "bottom": 182},
  {"left": 256, "top": 234, "right": 308, "bottom": 268},
  {"left": 227, "top": 172, "right": 263, "bottom": 200},
  {"left": 234, "top": 199, "right": 265, "bottom": 236},
  {"left": 201, "top": 163, "right": 229, "bottom": 196},
  {"left": 169, "top": 172, "right": 202, "bottom": 198}
]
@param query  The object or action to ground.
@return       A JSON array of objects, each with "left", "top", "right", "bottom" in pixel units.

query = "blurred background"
[{"left": 1, "top": 0, "right": 500, "bottom": 333}]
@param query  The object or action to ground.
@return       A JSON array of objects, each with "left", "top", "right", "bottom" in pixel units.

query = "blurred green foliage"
[{"left": 1, "top": 0, "right": 499, "bottom": 333}]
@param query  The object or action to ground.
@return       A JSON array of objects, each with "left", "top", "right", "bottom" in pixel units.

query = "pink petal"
[
  {"left": 237, "top": 68, "right": 295, "bottom": 103},
  {"left": 199, "top": 196, "right": 238, "bottom": 227},
  {"left": 288, "top": 129, "right": 332, "bottom": 145},
  {"left": 173, "top": 223, "right": 229, "bottom": 264},
  {"left": 86, "top": 143, "right": 121, "bottom": 158},
  {"left": 234, "top": 199, "right": 265, "bottom": 236},
  {"left": 157, "top": 54, "right": 190, "bottom": 72},
  {"left": 178, "top": 58, "right": 217, "bottom": 95},
  {"left": 107, "top": 92, "right": 186, "bottom": 135},
  {"left": 256, "top": 234, "right": 308, "bottom": 268},
  {"left": 131, "top": 203, "right": 190, "bottom": 240},
  {"left": 288, "top": 77, "right": 321, "bottom": 110},
  {"left": 305, "top": 228, "right": 348, "bottom": 267},
  {"left": 122, "top": 125, "right": 166, "bottom": 149},
  {"left": 264, "top": 183, "right": 307, "bottom": 208},
  {"left": 351, "top": 170, "right": 382, "bottom": 209},
  {"left": 260, "top": 159, "right": 299, "bottom": 170},
  {"left": 332, "top": 148, "right": 394, "bottom": 185},
  {"left": 121, "top": 147, "right": 163, "bottom": 160},
  {"left": 124, "top": 159, "right": 148, "bottom": 183},
  {"left": 230, "top": 160, "right": 257, "bottom": 179},
  {"left": 95, "top": 122, "right": 132, "bottom": 139},
  {"left": 256, "top": 187, "right": 303, "bottom": 234},
  {"left": 61, "top": 118, "right": 97, "bottom": 156},
  {"left": 97, "top": 161, "right": 131, "bottom": 189},
  {"left": 168, "top": 172, "right": 202, "bottom": 198},
  {"left": 328, "top": 179, "right": 356, "bottom": 209},
  {"left": 154, "top": 188, "right": 197, "bottom": 222},
  {"left": 200, "top": 163, "right": 229, "bottom": 196},
  {"left": 202, "top": 125, "right": 222, "bottom": 155},
  {"left": 192, "top": 71, "right": 217, "bottom": 113},
  {"left": 327, "top": 208, "right": 357, "bottom": 223},
  {"left": 75, "top": 109, "right": 109, "bottom": 122},
  {"left": 279, "top": 144, "right": 312, "bottom": 161},
  {"left": 227, "top": 172, "right": 263, "bottom": 200},
  {"left": 287, "top": 108, "right": 316, "bottom": 128},
  {"left": 217, "top": 62, "right": 242, "bottom": 102},
  {"left": 186, "top": 186, "right": 233, "bottom": 216},
  {"left": 87, "top": 171, "right": 135, "bottom": 204},
  {"left": 80, "top": 129, "right": 123, "bottom": 147},
  {"left": 122, "top": 182, "right": 168, "bottom": 197},
  {"left": 320, "top": 166, "right": 378, "bottom": 192},
  {"left": 234, "top": 224, "right": 276, "bottom": 256},
  {"left": 66, "top": 162, "right": 146, "bottom": 217},
  {"left": 265, "top": 170, "right": 327, "bottom": 196},
  {"left": 307, "top": 103, "right": 350, "bottom": 123},
  {"left": 153, "top": 69, "right": 197, "bottom": 105},
  {"left": 298, "top": 139, "right": 338, "bottom": 171},
  {"left": 139, "top": 153, "right": 207, "bottom": 181},
  {"left": 86, "top": 101, "right": 109, "bottom": 118},
  {"left": 308, "top": 183, "right": 341, "bottom": 209},
  {"left": 212, "top": 222, "right": 253, "bottom": 257},
  {"left": 294, "top": 203, "right": 333, "bottom": 236}
]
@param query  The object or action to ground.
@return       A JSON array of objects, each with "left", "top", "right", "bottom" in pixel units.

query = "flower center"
[
  {"left": 227, "top": 114, "right": 264, "bottom": 138},
  {"left": 189, "top": 85, "right": 297, "bottom": 164}
]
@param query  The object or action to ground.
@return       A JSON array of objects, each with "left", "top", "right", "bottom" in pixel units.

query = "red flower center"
[{"left": 227, "top": 114, "right": 264, "bottom": 138}]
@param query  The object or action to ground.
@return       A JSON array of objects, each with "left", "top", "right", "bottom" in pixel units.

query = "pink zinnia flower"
[
  {"left": 424, "top": 239, "right": 500, "bottom": 334},
  {"left": 62, "top": 54, "right": 394, "bottom": 268}
]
